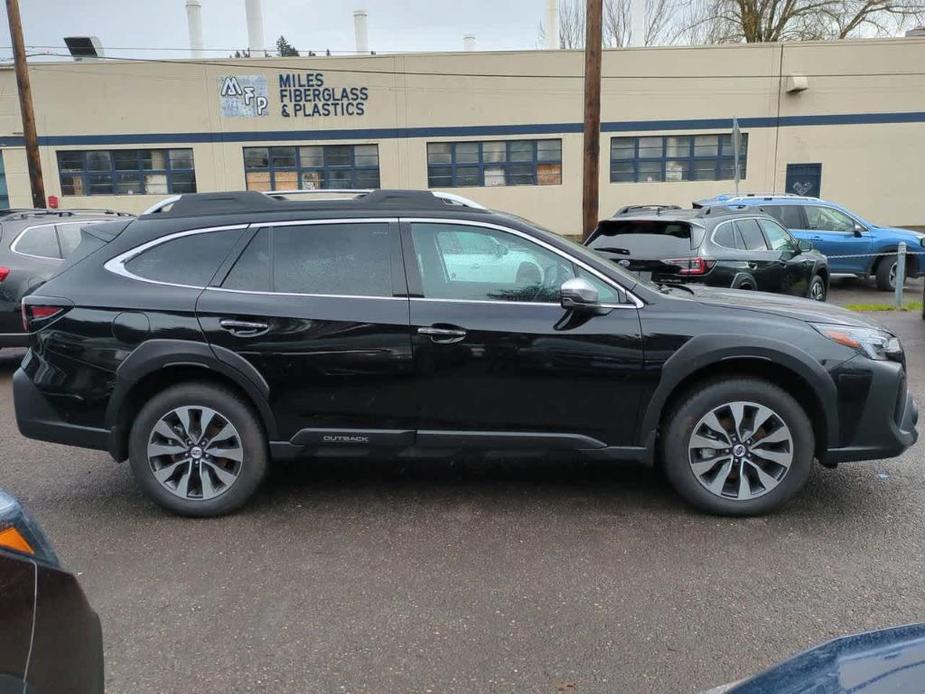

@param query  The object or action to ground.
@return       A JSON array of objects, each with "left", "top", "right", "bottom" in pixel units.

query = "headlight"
[
  {"left": 0, "top": 490, "right": 60, "bottom": 567},
  {"left": 812, "top": 323, "right": 902, "bottom": 361}
]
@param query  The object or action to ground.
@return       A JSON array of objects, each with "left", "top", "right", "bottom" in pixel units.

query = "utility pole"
[
  {"left": 581, "top": 0, "right": 602, "bottom": 240},
  {"left": 5, "top": 0, "right": 45, "bottom": 208}
]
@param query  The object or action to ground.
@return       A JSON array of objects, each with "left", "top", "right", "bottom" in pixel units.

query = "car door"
[
  {"left": 196, "top": 218, "right": 417, "bottom": 444},
  {"left": 402, "top": 219, "right": 645, "bottom": 448},
  {"left": 733, "top": 218, "right": 784, "bottom": 292},
  {"left": 803, "top": 205, "right": 870, "bottom": 274},
  {"left": 758, "top": 218, "right": 814, "bottom": 296}
]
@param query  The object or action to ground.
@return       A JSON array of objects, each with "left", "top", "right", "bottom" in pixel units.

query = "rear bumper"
[
  {"left": 823, "top": 362, "right": 918, "bottom": 464},
  {"left": 13, "top": 368, "right": 110, "bottom": 451}
]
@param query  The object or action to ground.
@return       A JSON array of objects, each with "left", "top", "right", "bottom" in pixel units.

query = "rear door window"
[
  {"left": 56, "top": 222, "right": 94, "bottom": 257},
  {"left": 14, "top": 224, "right": 61, "bottom": 258},
  {"left": 735, "top": 219, "right": 768, "bottom": 250},
  {"left": 222, "top": 228, "right": 270, "bottom": 291},
  {"left": 124, "top": 229, "right": 244, "bottom": 286},
  {"left": 765, "top": 205, "right": 805, "bottom": 229}
]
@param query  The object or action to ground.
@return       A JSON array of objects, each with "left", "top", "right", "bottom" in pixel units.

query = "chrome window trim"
[
  {"left": 402, "top": 217, "right": 644, "bottom": 309},
  {"left": 11, "top": 220, "right": 106, "bottom": 261},
  {"left": 206, "top": 287, "right": 405, "bottom": 301}
]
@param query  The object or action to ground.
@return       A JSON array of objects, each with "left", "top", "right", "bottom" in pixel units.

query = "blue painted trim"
[{"left": 0, "top": 111, "right": 922, "bottom": 149}]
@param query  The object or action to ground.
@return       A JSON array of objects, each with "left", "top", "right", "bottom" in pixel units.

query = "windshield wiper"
[{"left": 592, "top": 246, "right": 631, "bottom": 255}]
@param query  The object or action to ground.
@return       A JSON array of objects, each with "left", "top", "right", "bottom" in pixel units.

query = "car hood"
[
  {"left": 681, "top": 285, "right": 880, "bottom": 328},
  {"left": 710, "top": 623, "right": 925, "bottom": 693},
  {"left": 870, "top": 225, "right": 925, "bottom": 243}
]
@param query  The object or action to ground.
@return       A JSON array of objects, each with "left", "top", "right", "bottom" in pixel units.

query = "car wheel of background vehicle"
[
  {"left": 661, "top": 378, "right": 814, "bottom": 516},
  {"left": 808, "top": 275, "right": 827, "bottom": 301},
  {"left": 128, "top": 383, "right": 268, "bottom": 517},
  {"left": 875, "top": 255, "right": 898, "bottom": 291}
]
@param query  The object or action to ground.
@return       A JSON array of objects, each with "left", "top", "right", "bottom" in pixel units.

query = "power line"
[{"left": 14, "top": 50, "right": 925, "bottom": 80}]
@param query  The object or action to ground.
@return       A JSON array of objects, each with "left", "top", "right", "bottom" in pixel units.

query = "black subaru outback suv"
[
  {"left": 586, "top": 205, "right": 830, "bottom": 301},
  {"left": 13, "top": 190, "right": 918, "bottom": 517}
]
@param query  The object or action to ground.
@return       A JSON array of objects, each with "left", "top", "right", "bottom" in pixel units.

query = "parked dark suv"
[
  {"left": 13, "top": 190, "right": 918, "bottom": 517},
  {"left": 586, "top": 205, "right": 830, "bottom": 301},
  {"left": 0, "top": 208, "right": 133, "bottom": 347}
]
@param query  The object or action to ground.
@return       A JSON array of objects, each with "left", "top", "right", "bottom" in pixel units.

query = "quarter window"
[
  {"left": 14, "top": 225, "right": 60, "bottom": 258},
  {"left": 243, "top": 144, "right": 380, "bottom": 191},
  {"left": 56, "top": 223, "right": 88, "bottom": 257},
  {"left": 713, "top": 224, "right": 739, "bottom": 250},
  {"left": 411, "top": 223, "right": 579, "bottom": 303},
  {"left": 57, "top": 149, "right": 197, "bottom": 196},
  {"left": 124, "top": 229, "right": 244, "bottom": 286},
  {"left": 426, "top": 140, "right": 562, "bottom": 188},
  {"left": 610, "top": 134, "right": 747, "bottom": 183},
  {"left": 805, "top": 206, "right": 856, "bottom": 233}
]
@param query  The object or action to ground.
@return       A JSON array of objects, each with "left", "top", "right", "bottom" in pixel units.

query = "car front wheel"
[
  {"left": 808, "top": 275, "right": 827, "bottom": 301},
  {"left": 661, "top": 378, "right": 814, "bottom": 516},
  {"left": 128, "top": 383, "right": 268, "bottom": 517}
]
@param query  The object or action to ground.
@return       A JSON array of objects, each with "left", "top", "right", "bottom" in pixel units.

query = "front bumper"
[
  {"left": 823, "top": 359, "right": 918, "bottom": 464},
  {"left": 13, "top": 367, "right": 110, "bottom": 452}
]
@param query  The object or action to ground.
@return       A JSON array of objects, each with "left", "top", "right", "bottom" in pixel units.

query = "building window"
[
  {"left": 243, "top": 144, "right": 380, "bottom": 191},
  {"left": 57, "top": 149, "right": 197, "bottom": 196},
  {"left": 610, "top": 134, "right": 747, "bottom": 183},
  {"left": 0, "top": 152, "right": 8, "bottom": 209},
  {"left": 427, "top": 139, "right": 562, "bottom": 188}
]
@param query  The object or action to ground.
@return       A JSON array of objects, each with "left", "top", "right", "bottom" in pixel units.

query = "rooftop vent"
[{"left": 63, "top": 36, "right": 104, "bottom": 61}]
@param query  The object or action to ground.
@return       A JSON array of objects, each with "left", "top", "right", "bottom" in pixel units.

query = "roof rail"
[
  {"left": 722, "top": 192, "right": 814, "bottom": 202},
  {"left": 1, "top": 208, "right": 132, "bottom": 221},
  {"left": 615, "top": 204, "right": 682, "bottom": 216},
  {"left": 142, "top": 189, "right": 491, "bottom": 217}
]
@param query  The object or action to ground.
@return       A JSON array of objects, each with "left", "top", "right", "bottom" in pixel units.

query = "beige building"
[{"left": 1, "top": 36, "right": 923, "bottom": 234}]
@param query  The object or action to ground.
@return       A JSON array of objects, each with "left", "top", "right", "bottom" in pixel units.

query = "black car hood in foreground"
[
  {"left": 680, "top": 285, "right": 881, "bottom": 329},
  {"left": 713, "top": 623, "right": 925, "bottom": 693}
]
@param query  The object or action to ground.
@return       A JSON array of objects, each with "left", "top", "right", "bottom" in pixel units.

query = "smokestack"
[
  {"left": 629, "top": 0, "right": 646, "bottom": 47},
  {"left": 545, "top": 0, "right": 559, "bottom": 49},
  {"left": 245, "top": 0, "right": 264, "bottom": 55},
  {"left": 185, "top": 0, "right": 204, "bottom": 59},
  {"left": 463, "top": 34, "right": 476, "bottom": 51},
  {"left": 353, "top": 10, "right": 369, "bottom": 54}
]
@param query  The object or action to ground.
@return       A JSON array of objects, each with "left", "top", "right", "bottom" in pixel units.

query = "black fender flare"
[
  {"left": 105, "top": 340, "right": 277, "bottom": 456},
  {"left": 639, "top": 333, "right": 839, "bottom": 454}
]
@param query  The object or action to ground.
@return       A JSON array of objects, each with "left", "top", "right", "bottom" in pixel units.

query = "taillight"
[
  {"left": 21, "top": 303, "right": 68, "bottom": 332},
  {"left": 0, "top": 267, "right": 9, "bottom": 282},
  {"left": 663, "top": 257, "right": 716, "bottom": 276}
]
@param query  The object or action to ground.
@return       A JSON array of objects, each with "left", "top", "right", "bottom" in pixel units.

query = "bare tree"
[{"left": 541, "top": 0, "right": 683, "bottom": 47}]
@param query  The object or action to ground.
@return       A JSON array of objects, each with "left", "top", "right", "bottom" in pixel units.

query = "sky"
[{"left": 0, "top": 0, "right": 555, "bottom": 61}]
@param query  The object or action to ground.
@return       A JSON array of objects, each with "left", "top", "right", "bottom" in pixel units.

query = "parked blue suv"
[{"left": 695, "top": 194, "right": 925, "bottom": 291}]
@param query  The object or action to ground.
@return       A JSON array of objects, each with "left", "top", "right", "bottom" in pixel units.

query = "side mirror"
[
  {"left": 853, "top": 223, "right": 866, "bottom": 237},
  {"left": 798, "top": 239, "right": 814, "bottom": 252},
  {"left": 560, "top": 277, "right": 606, "bottom": 313}
]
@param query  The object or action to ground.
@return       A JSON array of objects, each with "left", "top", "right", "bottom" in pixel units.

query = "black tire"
[
  {"left": 129, "top": 383, "right": 268, "bottom": 517},
  {"left": 875, "top": 255, "right": 898, "bottom": 291},
  {"left": 808, "top": 274, "right": 827, "bottom": 301},
  {"left": 661, "top": 378, "right": 814, "bottom": 516}
]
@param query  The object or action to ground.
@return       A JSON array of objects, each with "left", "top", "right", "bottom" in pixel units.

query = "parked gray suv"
[{"left": 0, "top": 209, "right": 132, "bottom": 347}]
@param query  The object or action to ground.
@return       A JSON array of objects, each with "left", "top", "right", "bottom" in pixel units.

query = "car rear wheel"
[
  {"left": 808, "top": 275, "right": 827, "bottom": 301},
  {"left": 129, "top": 383, "right": 268, "bottom": 517},
  {"left": 661, "top": 378, "right": 814, "bottom": 516},
  {"left": 875, "top": 255, "right": 899, "bottom": 291}
]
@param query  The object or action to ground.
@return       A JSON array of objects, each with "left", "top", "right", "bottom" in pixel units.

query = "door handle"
[
  {"left": 418, "top": 326, "right": 467, "bottom": 344},
  {"left": 747, "top": 262, "right": 758, "bottom": 270},
  {"left": 219, "top": 318, "right": 270, "bottom": 337}
]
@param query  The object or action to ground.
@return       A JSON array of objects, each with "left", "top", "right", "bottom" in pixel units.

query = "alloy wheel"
[
  {"left": 147, "top": 406, "right": 244, "bottom": 501},
  {"left": 687, "top": 401, "right": 794, "bottom": 501},
  {"left": 810, "top": 280, "right": 826, "bottom": 301}
]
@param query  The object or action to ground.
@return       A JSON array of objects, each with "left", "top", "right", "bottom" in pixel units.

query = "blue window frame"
[
  {"left": 427, "top": 139, "right": 562, "bottom": 188},
  {"left": 56, "top": 149, "right": 196, "bottom": 196},
  {"left": 243, "top": 144, "right": 380, "bottom": 191},
  {"left": 0, "top": 152, "right": 8, "bottom": 209},
  {"left": 610, "top": 134, "right": 747, "bottom": 183}
]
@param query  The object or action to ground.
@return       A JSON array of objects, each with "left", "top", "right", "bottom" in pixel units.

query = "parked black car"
[
  {"left": 12, "top": 190, "right": 917, "bottom": 517},
  {"left": 586, "top": 205, "right": 830, "bottom": 301},
  {"left": 0, "top": 490, "right": 103, "bottom": 693},
  {"left": 0, "top": 208, "right": 132, "bottom": 347}
]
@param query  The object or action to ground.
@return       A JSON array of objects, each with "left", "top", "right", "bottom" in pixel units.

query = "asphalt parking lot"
[{"left": 3, "top": 281, "right": 925, "bottom": 694}]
